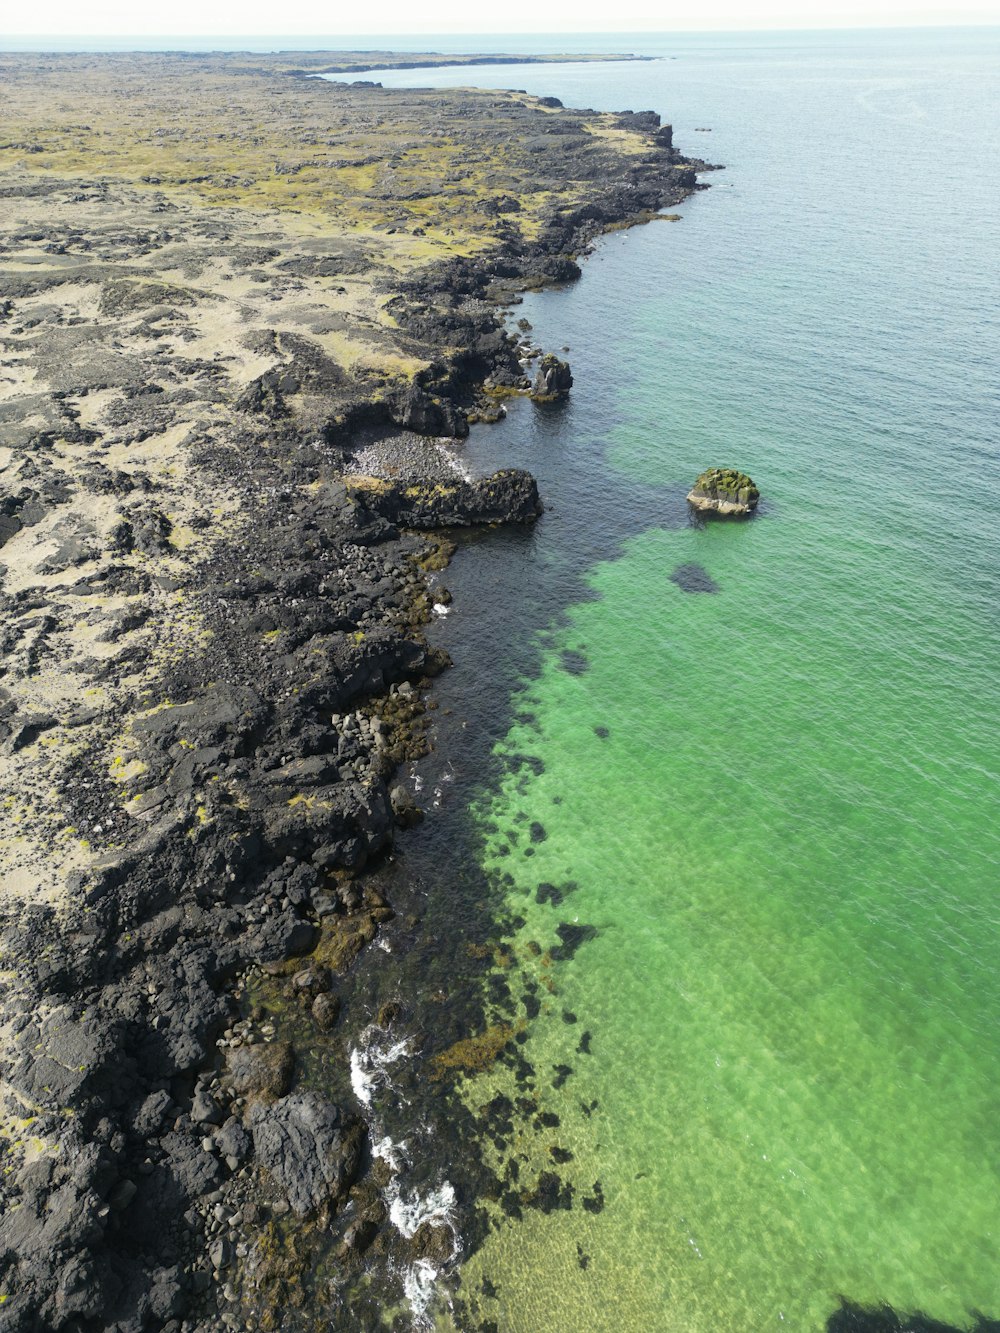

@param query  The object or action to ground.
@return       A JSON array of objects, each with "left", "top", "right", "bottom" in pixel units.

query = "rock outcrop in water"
[
  {"left": 686, "top": 467, "right": 760, "bottom": 515},
  {"left": 345, "top": 470, "right": 542, "bottom": 528},
  {"left": 531, "top": 354, "right": 574, "bottom": 401}
]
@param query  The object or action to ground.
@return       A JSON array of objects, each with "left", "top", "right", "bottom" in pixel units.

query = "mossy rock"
[{"left": 687, "top": 467, "right": 760, "bottom": 515}]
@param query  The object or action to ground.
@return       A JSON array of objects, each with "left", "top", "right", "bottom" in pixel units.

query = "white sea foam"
[
  {"left": 348, "top": 1026, "right": 413, "bottom": 1108},
  {"left": 349, "top": 1047, "right": 377, "bottom": 1107},
  {"left": 402, "top": 1259, "right": 443, "bottom": 1328},
  {"left": 389, "top": 1179, "right": 457, "bottom": 1239},
  {"left": 390, "top": 1180, "right": 459, "bottom": 1329},
  {"left": 350, "top": 1032, "right": 460, "bottom": 1327},
  {"left": 372, "top": 1134, "right": 405, "bottom": 1171}
]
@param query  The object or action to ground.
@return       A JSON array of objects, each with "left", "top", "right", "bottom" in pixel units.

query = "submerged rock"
[
  {"left": 670, "top": 562, "right": 720, "bottom": 593},
  {"left": 686, "top": 467, "right": 760, "bottom": 515}
]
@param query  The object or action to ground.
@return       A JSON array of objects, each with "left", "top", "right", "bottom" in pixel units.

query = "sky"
[{"left": 2, "top": 0, "right": 997, "bottom": 36}]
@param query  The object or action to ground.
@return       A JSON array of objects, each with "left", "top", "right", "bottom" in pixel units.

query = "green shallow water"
[
  {"left": 368, "top": 28, "right": 1000, "bottom": 1332},
  {"left": 456, "top": 511, "right": 1000, "bottom": 1330}
]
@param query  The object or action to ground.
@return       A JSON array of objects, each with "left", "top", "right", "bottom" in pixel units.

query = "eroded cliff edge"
[{"left": 0, "top": 51, "right": 711, "bottom": 1332}]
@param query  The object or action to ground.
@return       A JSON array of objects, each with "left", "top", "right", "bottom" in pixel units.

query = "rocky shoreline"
[{"left": 0, "top": 51, "right": 714, "bottom": 1333}]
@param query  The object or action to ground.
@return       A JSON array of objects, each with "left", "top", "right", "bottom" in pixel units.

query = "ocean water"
[{"left": 357, "top": 30, "right": 1000, "bottom": 1333}]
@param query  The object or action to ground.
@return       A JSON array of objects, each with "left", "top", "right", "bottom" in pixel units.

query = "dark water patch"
[
  {"left": 594, "top": 724, "right": 610, "bottom": 739},
  {"left": 582, "top": 1181, "right": 606, "bottom": 1214},
  {"left": 550, "top": 1145, "right": 574, "bottom": 1163},
  {"left": 577, "top": 1030, "right": 593, "bottom": 1054},
  {"left": 528, "top": 1170, "right": 574, "bottom": 1213},
  {"left": 670, "top": 560, "right": 720, "bottom": 593},
  {"left": 536, "top": 881, "right": 563, "bottom": 905},
  {"left": 551, "top": 921, "right": 598, "bottom": 960},
  {"left": 529, "top": 820, "right": 547, "bottom": 842},
  {"left": 576, "top": 1243, "right": 591, "bottom": 1269},
  {"left": 827, "top": 1301, "right": 1000, "bottom": 1333},
  {"left": 510, "top": 752, "right": 546, "bottom": 776},
  {"left": 501, "top": 1190, "right": 523, "bottom": 1219},
  {"left": 562, "top": 1009, "right": 578, "bottom": 1024},
  {"left": 552, "top": 1063, "right": 574, "bottom": 1088},
  {"left": 560, "top": 648, "right": 590, "bottom": 675},
  {"left": 523, "top": 992, "right": 541, "bottom": 1018}
]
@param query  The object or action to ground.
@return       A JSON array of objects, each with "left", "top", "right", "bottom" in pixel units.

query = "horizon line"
[{"left": 3, "top": 22, "right": 1000, "bottom": 42}]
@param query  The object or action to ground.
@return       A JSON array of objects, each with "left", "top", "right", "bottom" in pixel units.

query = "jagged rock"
[
  {"left": 390, "top": 385, "right": 468, "bottom": 439},
  {"left": 217, "top": 1116, "right": 251, "bottom": 1165},
  {"left": 248, "top": 1092, "right": 363, "bottom": 1215},
  {"left": 235, "top": 368, "right": 297, "bottom": 417},
  {"left": 191, "top": 1086, "right": 223, "bottom": 1126},
  {"left": 346, "top": 470, "right": 542, "bottom": 528},
  {"left": 409, "top": 1220, "right": 455, "bottom": 1265},
  {"left": 686, "top": 467, "right": 760, "bottom": 515},
  {"left": 252, "top": 911, "right": 317, "bottom": 963},
  {"left": 389, "top": 783, "right": 423, "bottom": 828},
  {"left": 531, "top": 353, "right": 573, "bottom": 400}
]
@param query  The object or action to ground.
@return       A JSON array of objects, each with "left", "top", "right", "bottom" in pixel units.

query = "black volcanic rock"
[
  {"left": 249, "top": 1092, "right": 363, "bottom": 1215},
  {"left": 532, "top": 354, "right": 573, "bottom": 401},
  {"left": 346, "top": 469, "right": 542, "bottom": 528}
]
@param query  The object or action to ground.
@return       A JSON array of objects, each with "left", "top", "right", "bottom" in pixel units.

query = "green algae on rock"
[{"left": 687, "top": 467, "right": 760, "bottom": 515}]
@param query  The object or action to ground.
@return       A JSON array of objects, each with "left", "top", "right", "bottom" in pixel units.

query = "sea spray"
[
  {"left": 351, "top": 1033, "right": 460, "bottom": 1326},
  {"left": 348, "top": 1024, "right": 414, "bottom": 1109}
]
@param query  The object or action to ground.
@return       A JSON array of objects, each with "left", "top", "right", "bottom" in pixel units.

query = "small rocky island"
[
  {"left": 687, "top": 467, "right": 760, "bottom": 515},
  {"left": 532, "top": 353, "right": 574, "bottom": 401}
]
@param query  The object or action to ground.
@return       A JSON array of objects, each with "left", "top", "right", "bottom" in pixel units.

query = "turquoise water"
[{"left": 362, "top": 31, "right": 1000, "bottom": 1332}]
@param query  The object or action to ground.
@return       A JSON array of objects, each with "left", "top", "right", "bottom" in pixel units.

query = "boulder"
[
  {"left": 248, "top": 1092, "right": 363, "bottom": 1215},
  {"left": 531, "top": 354, "right": 573, "bottom": 401},
  {"left": 390, "top": 783, "right": 423, "bottom": 828},
  {"left": 224, "top": 1040, "right": 295, "bottom": 1102},
  {"left": 686, "top": 468, "right": 760, "bottom": 516}
]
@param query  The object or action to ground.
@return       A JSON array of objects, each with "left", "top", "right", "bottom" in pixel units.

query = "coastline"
[{"left": 0, "top": 52, "right": 711, "bottom": 1332}]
